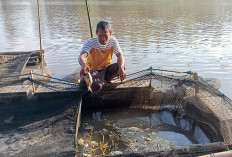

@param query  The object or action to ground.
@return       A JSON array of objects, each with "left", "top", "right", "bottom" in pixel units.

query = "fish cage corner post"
[
  {"left": 161, "top": 70, "right": 163, "bottom": 89},
  {"left": 41, "top": 50, "right": 45, "bottom": 75},
  {"left": 149, "top": 66, "right": 153, "bottom": 87},
  {"left": 85, "top": 0, "right": 93, "bottom": 38},
  {"left": 193, "top": 72, "right": 199, "bottom": 95},
  {"left": 36, "top": 0, "right": 45, "bottom": 75},
  {"left": 74, "top": 98, "right": 82, "bottom": 150},
  {"left": 30, "top": 70, "right": 36, "bottom": 93},
  {"left": 17, "top": 74, "right": 20, "bottom": 80}
]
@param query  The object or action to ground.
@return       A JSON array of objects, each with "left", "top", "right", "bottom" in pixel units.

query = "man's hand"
[
  {"left": 79, "top": 52, "right": 90, "bottom": 75},
  {"left": 118, "top": 67, "right": 126, "bottom": 83},
  {"left": 116, "top": 53, "right": 126, "bottom": 82},
  {"left": 80, "top": 64, "right": 90, "bottom": 76}
]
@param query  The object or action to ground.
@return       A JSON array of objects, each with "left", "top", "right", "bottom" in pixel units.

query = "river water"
[{"left": 0, "top": 0, "right": 232, "bottom": 98}]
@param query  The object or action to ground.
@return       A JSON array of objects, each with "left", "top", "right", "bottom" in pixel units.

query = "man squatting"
[{"left": 78, "top": 21, "right": 126, "bottom": 91}]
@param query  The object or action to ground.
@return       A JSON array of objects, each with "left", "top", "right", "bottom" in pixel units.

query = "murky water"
[
  {"left": 79, "top": 109, "right": 214, "bottom": 155},
  {"left": 0, "top": 0, "right": 232, "bottom": 98}
]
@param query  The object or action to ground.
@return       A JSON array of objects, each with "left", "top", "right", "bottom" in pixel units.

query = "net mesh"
[
  {"left": 0, "top": 53, "right": 32, "bottom": 78},
  {"left": 0, "top": 73, "right": 82, "bottom": 156},
  {"left": 0, "top": 67, "right": 232, "bottom": 156},
  {"left": 81, "top": 68, "right": 232, "bottom": 145}
]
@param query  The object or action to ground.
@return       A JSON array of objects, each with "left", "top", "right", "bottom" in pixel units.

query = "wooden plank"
[
  {"left": 0, "top": 53, "right": 32, "bottom": 78},
  {"left": 0, "top": 50, "right": 40, "bottom": 55},
  {"left": 21, "top": 53, "right": 33, "bottom": 74},
  {"left": 75, "top": 99, "right": 82, "bottom": 149}
]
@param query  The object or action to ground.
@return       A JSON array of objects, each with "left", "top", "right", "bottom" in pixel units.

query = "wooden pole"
[
  {"left": 85, "top": 0, "right": 93, "bottom": 38},
  {"left": 161, "top": 70, "right": 163, "bottom": 89},
  {"left": 75, "top": 99, "right": 82, "bottom": 150},
  {"left": 36, "top": 0, "right": 43, "bottom": 56},
  {"left": 36, "top": 0, "right": 44, "bottom": 74},
  {"left": 193, "top": 72, "right": 199, "bottom": 94},
  {"left": 30, "top": 71, "right": 36, "bottom": 93}
]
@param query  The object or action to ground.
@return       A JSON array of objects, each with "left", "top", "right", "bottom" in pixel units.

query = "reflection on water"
[
  {"left": 79, "top": 109, "right": 213, "bottom": 154},
  {"left": 0, "top": 0, "right": 232, "bottom": 98}
]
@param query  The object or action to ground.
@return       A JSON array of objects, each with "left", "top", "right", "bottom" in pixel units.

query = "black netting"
[
  {"left": 0, "top": 53, "right": 32, "bottom": 79},
  {"left": 0, "top": 68, "right": 232, "bottom": 156}
]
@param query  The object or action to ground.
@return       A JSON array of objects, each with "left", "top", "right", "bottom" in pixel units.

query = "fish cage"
[
  {"left": 77, "top": 67, "right": 232, "bottom": 156},
  {"left": 0, "top": 67, "right": 232, "bottom": 156},
  {"left": 0, "top": 50, "right": 44, "bottom": 79}
]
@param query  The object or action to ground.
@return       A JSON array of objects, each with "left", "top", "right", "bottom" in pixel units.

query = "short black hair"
[{"left": 96, "top": 21, "right": 111, "bottom": 32}]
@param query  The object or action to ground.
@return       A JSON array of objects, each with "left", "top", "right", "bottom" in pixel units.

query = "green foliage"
[{"left": 77, "top": 131, "right": 112, "bottom": 157}]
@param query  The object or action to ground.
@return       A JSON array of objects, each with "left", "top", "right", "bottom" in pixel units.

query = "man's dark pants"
[{"left": 89, "top": 63, "right": 119, "bottom": 91}]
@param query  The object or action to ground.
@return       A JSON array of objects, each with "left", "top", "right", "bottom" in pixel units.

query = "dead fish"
[
  {"left": 4, "top": 116, "right": 14, "bottom": 124},
  {"left": 83, "top": 72, "right": 93, "bottom": 92},
  {"left": 113, "top": 151, "right": 123, "bottom": 155}
]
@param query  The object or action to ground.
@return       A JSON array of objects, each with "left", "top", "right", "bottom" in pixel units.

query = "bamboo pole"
[
  {"left": 75, "top": 99, "right": 82, "bottom": 150},
  {"left": 30, "top": 71, "right": 36, "bottom": 93},
  {"left": 36, "top": 0, "right": 44, "bottom": 74},
  {"left": 85, "top": 0, "right": 93, "bottom": 38},
  {"left": 36, "top": 0, "right": 43, "bottom": 56}
]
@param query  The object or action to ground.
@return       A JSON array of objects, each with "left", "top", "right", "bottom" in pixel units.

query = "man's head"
[{"left": 96, "top": 21, "right": 111, "bottom": 45}]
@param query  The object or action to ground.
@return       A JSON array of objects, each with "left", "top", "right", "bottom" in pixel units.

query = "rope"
[
  {"left": 32, "top": 73, "right": 79, "bottom": 85},
  {"left": 151, "top": 68, "right": 192, "bottom": 74}
]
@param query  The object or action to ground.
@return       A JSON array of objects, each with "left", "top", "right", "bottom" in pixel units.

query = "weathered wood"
[
  {"left": 30, "top": 71, "right": 36, "bottom": 93},
  {"left": 0, "top": 54, "right": 32, "bottom": 78},
  {"left": 21, "top": 53, "right": 33, "bottom": 74},
  {"left": 199, "top": 150, "right": 232, "bottom": 157},
  {"left": 115, "top": 142, "right": 228, "bottom": 157},
  {"left": 75, "top": 99, "right": 82, "bottom": 148},
  {"left": 0, "top": 50, "right": 42, "bottom": 79},
  {"left": 0, "top": 50, "right": 40, "bottom": 55},
  {"left": 26, "top": 60, "right": 37, "bottom": 66}
]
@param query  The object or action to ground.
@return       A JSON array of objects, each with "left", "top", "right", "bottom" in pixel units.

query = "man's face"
[{"left": 96, "top": 28, "right": 111, "bottom": 45}]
